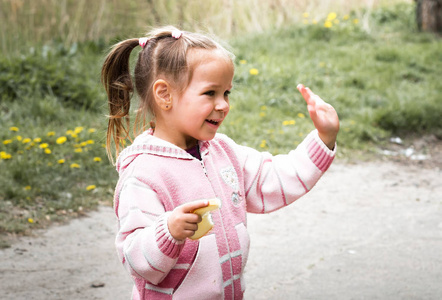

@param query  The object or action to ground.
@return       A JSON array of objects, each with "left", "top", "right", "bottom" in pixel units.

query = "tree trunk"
[{"left": 416, "top": 0, "right": 442, "bottom": 33}]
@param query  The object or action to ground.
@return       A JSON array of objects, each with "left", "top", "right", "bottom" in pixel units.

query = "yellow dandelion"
[
  {"left": 47, "top": 131, "right": 55, "bottom": 137},
  {"left": 260, "top": 112, "right": 266, "bottom": 117},
  {"left": 249, "top": 68, "right": 259, "bottom": 75},
  {"left": 327, "top": 12, "right": 337, "bottom": 21},
  {"left": 28, "top": 218, "right": 34, "bottom": 223},
  {"left": 70, "top": 163, "right": 80, "bottom": 168},
  {"left": 17, "top": 150, "right": 24, "bottom": 154},
  {"left": 1, "top": 151, "right": 12, "bottom": 159},
  {"left": 58, "top": 159, "right": 65, "bottom": 164},
  {"left": 303, "top": 12, "right": 309, "bottom": 18},
  {"left": 47, "top": 162, "right": 53, "bottom": 166},
  {"left": 74, "top": 126, "right": 84, "bottom": 134},
  {"left": 343, "top": 15, "right": 350, "bottom": 20},
  {"left": 39, "top": 143, "right": 49, "bottom": 149},
  {"left": 22, "top": 138, "right": 31, "bottom": 144},
  {"left": 74, "top": 148, "right": 83, "bottom": 153},
  {"left": 16, "top": 136, "right": 22, "bottom": 141},
  {"left": 324, "top": 21, "right": 333, "bottom": 28},
  {"left": 66, "top": 130, "right": 74, "bottom": 135},
  {"left": 312, "top": 19, "right": 318, "bottom": 24},
  {"left": 259, "top": 140, "right": 267, "bottom": 148},
  {"left": 86, "top": 185, "right": 96, "bottom": 191},
  {"left": 34, "top": 137, "right": 42, "bottom": 143},
  {"left": 88, "top": 128, "right": 97, "bottom": 133},
  {"left": 10, "top": 126, "right": 19, "bottom": 132},
  {"left": 44, "top": 148, "right": 52, "bottom": 154},
  {"left": 353, "top": 18, "right": 359, "bottom": 24},
  {"left": 261, "top": 105, "right": 267, "bottom": 111},
  {"left": 3, "top": 139, "right": 13, "bottom": 145},
  {"left": 24, "top": 185, "right": 32, "bottom": 190},
  {"left": 239, "top": 60, "right": 247, "bottom": 64},
  {"left": 282, "top": 120, "right": 296, "bottom": 126},
  {"left": 86, "top": 140, "right": 94, "bottom": 145},
  {"left": 93, "top": 157, "right": 102, "bottom": 162},
  {"left": 319, "top": 61, "right": 326, "bottom": 68},
  {"left": 80, "top": 141, "right": 88, "bottom": 147},
  {"left": 297, "top": 113, "right": 306, "bottom": 118},
  {"left": 56, "top": 136, "right": 67, "bottom": 144}
]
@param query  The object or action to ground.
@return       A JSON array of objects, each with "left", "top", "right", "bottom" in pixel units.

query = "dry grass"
[{"left": 1, "top": 0, "right": 411, "bottom": 54}]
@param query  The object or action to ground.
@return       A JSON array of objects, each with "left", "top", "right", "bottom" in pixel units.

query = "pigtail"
[{"left": 101, "top": 38, "right": 139, "bottom": 163}]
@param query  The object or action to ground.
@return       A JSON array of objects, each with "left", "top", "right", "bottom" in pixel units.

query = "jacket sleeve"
[
  {"left": 232, "top": 130, "right": 336, "bottom": 214},
  {"left": 114, "top": 168, "right": 184, "bottom": 285}
]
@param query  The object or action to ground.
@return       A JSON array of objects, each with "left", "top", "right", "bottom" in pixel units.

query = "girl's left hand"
[{"left": 297, "top": 84, "right": 340, "bottom": 150}]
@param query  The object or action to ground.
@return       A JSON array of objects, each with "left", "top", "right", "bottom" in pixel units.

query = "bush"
[{"left": 0, "top": 43, "right": 102, "bottom": 111}]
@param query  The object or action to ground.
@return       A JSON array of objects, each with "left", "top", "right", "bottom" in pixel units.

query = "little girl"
[{"left": 101, "top": 26, "right": 339, "bottom": 299}]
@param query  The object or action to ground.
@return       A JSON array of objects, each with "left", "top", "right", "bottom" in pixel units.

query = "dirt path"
[{"left": 1, "top": 158, "right": 441, "bottom": 299}]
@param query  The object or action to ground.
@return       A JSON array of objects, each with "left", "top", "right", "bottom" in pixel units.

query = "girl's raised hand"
[
  {"left": 297, "top": 84, "right": 340, "bottom": 150},
  {"left": 167, "top": 200, "right": 209, "bottom": 241}
]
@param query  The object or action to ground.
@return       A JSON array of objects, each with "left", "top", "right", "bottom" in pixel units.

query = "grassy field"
[
  {"left": 1, "top": 1, "right": 441, "bottom": 246},
  {"left": 1, "top": 0, "right": 411, "bottom": 54}
]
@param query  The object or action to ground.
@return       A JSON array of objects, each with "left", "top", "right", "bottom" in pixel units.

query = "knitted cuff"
[
  {"left": 155, "top": 212, "right": 185, "bottom": 259},
  {"left": 305, "top": 130, "right": 336, "bottom": 172}
]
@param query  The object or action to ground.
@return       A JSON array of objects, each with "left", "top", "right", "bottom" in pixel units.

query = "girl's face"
[{"left": 161, "top": 50, "right": 234, "bottom": 149}]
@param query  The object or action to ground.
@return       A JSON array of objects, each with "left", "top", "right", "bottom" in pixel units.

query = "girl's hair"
[{"left": 101, "top": 26, "right": 234, "bottom": 163}]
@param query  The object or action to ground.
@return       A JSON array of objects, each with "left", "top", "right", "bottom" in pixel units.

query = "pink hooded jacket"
[{"left": 114, "top": 129, "right": 335, "bottom": 299}]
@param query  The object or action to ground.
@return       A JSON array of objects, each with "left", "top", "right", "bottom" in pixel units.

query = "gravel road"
[{"left": 1, "top": 159, "right": 441, "bottom": 299}]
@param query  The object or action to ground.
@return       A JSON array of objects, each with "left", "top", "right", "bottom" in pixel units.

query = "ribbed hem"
[
  {"left": 305, "top": 130, "right": 336, "bottom": 172},
  {"left": 155, "top": 212, "right": 185, "bottom": 259}
]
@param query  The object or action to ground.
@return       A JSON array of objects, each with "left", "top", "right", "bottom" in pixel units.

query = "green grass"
[
  {"left": 1, "top": 2, "right": 441, "bottom": 246},
  {"left": 223, "top": 3, "right": 442, "bottom": 152}
]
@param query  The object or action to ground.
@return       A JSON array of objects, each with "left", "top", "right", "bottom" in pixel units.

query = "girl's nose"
[{"left": 215, "top": 98, "right": 229, "bottom": 112}]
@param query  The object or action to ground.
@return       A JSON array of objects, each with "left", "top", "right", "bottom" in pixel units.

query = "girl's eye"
[
  {"left": 204, "top": 91, "right": 215, "bottom": 96},
  {"left": 224, "top": 90, "right": 231, "bottom": 97}
]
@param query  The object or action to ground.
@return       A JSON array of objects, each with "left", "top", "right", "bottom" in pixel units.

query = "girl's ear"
[{"left": 153, "top": 79, "right": 173, "bottom": 111}]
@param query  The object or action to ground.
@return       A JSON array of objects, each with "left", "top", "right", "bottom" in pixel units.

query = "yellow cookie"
[{"left": 189, "top": 198, "right": 221, "bottom": 240}]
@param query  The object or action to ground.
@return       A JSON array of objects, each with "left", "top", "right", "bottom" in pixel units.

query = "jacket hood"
[{"left": 115, "top": 129, "right": 210, "bottom": 174}]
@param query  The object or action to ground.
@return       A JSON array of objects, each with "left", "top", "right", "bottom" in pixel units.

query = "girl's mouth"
[{"left": 206, "top": 119, "right": 222, "bottom": 126}]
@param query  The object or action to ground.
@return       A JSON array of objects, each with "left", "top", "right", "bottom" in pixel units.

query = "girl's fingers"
[
  {"left": 297, "top": 84, "right": 311, "bottom": 104},
  {"left": 184, "top": 222, "right": 199, "bottom": 231},
  {"left": 179, "top": 200, "right": 209, "bottom": 213}
]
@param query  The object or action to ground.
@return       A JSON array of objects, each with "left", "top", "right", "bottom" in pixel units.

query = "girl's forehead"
[
  {"left": 183, "top": 49, "right": 234, "bottom": 88},
  {"left": 187, "top": 48, "right": 233, "bottom": 70}
]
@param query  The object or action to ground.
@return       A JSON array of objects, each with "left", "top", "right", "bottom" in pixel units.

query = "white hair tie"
[
  {"left": 171, "top": 30, "right": 183, "bottom": 39},
  {"left": 139, "top": 37, "right": 148, "bottom": 48}
]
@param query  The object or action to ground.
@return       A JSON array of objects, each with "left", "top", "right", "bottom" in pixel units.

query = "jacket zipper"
[{"left": 200, "top": 160, "right": 208, "bottom": 177}]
